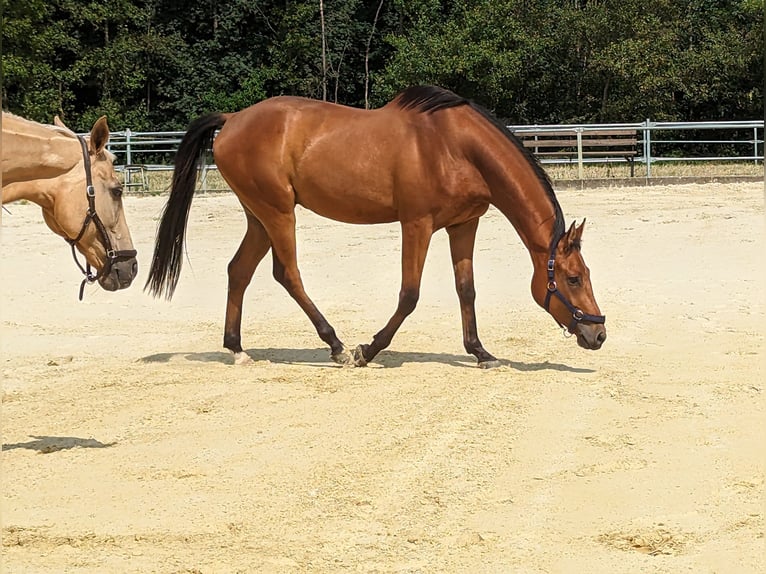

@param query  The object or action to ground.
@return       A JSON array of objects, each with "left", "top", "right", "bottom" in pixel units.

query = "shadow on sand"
[
  {"left": 2, "top": 436, "right": 116, "bottom": 454},
  {"left": 139, "top": 348, "right": 594, "bottom": 373}
]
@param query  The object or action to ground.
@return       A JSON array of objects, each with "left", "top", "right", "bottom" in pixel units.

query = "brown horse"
[
  {"left": 2, "top": 112, "right": 138, "bottom": 297},
  {"left": 146, "top": 86, "right": 606, "bottom": 367}
]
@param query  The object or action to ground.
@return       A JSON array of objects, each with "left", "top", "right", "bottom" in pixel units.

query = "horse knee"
[
  {"left": 272, "top": 262, "right": 291, "bottom": 287},
  {"left": 273, "top": 266, "right": 305, "bottom": 299},
  {"left": 398, "top": 288, "right": 419, "bottom": 316},
  {"left": 227, "top": 260, "right": 246, "bottom": 289},
  {"left": 456, "top": 279, "right": 476, "bottom": 303}
]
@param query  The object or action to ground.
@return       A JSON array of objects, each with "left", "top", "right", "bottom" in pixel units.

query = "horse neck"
[
  {"left": 1, "top": 116, "right": 82, "bottom": 187},
  {"left": 467, "top": 120, "right": 559, "bottom": 266},
  {"left": 2, "top": 176, "right": 70, "bottom": 211}
]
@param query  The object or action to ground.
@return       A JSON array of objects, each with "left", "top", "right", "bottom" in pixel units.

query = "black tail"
[{"left": 144, "top": 112, "right": 227, "bottom": 299}]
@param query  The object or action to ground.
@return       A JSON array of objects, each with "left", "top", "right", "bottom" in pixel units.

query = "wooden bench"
[{"left": 513, "top": 129, "right": 639, "bottom": 177}]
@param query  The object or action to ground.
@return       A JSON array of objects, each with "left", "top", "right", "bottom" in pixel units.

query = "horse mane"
[
  {"left": 394, "top": 86, "right": 565, "bottom": 244},
  {"left": 394, "top": 85, "right": 469, "bottom": 114}
]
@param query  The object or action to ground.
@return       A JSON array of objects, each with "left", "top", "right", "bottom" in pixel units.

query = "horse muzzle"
[
  {"left": 574, "top": 322, "right": 607, "bottom": 350},
  {"left": 98, "top": 255, "right": 138, "bottom": 291}
]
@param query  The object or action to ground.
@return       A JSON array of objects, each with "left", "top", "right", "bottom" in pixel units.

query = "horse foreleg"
[
  {"left": 267, "top": 213, "right": 350, "bottom": 364},
  {"left": 354, "top": 219, "right": 432, "bottom": 366},
  {"left": 224, "top": 213, "right": 271, "bottom": 364},
  {"left": 446, "top": 219, "right": 501, "bottom": 369}
]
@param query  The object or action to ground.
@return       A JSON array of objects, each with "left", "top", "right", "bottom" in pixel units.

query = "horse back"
[
  {"left": 2, "top": 114, "right": 83, "bottom": 185},
  {"left": 213, "top": 97, "right": 491, "bottom": 226}
]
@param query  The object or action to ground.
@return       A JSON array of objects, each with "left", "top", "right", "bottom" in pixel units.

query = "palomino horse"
[
  {"left": 2, "top": 112, "right": 138, "bottom": 298},
  {"left": 147, "top": 86, "right": 606, "bottom": 367}
]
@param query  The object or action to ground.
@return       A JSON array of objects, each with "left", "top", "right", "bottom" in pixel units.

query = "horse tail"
[{"left": 145, "top": 112, "right": 228, "bottom": 299}]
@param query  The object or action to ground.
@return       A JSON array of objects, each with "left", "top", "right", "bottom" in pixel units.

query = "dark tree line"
[{"left": 2, "top": 0, "right": 763, "bottom": 132}]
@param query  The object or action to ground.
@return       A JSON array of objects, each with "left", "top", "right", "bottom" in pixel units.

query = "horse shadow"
[
  {"left": 2, "top": 436, "right": 116, "bottom": 454},
  {"left": 139, "top": 348, "right": 593, "bottom": 373}
]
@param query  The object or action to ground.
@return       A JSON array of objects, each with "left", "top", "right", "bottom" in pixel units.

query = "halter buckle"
[{"left": 86, "top": 185, "right": 96, "bottom": 197}]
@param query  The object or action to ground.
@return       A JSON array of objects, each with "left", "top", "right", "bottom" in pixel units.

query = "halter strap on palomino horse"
[
  {"left": 67, "top": 135, "right": 137, "bottom": 300},
  {"left": 543, "top": 237, "right": 606, "bottom": 335}
]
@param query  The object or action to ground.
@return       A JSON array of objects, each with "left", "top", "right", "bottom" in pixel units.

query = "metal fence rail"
[
  {"left": 107, "top": 119, "right": 764, "bottom": 188},
  {"left": 507, "top": 119, "right": 763, "bottom": 178}
]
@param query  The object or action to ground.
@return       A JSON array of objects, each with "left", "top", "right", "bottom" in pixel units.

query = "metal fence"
[
  {"left": 107, "top": 119, "right": 764, "bottom": 189},
  {"left": 507, "top": 119, "right": 763, "bottom": 178}
]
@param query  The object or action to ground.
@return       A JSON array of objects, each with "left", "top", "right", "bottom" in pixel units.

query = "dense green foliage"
[{"left": 2, "top": 0, "right": 762, "bottom": 131}]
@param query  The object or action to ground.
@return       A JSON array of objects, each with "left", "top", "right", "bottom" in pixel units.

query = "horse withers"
[
  {"left": 146, "top": 86, "right": 605, "bottom": 367},
  {"left": 2, "top": 113, "right": 138, "bottom": 297}
]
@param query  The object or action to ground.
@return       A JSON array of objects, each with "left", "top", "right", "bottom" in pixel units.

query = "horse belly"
[{"left": 292, "top": 167, "right": 400, "bottom": 225}]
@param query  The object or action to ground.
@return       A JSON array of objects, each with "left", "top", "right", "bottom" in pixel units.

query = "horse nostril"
[
  {"left": 597, "top": 331, "right": 607, "bottom": 344},
  {"left": 131, "top": 261, "right": 138, "bottom": 277}
]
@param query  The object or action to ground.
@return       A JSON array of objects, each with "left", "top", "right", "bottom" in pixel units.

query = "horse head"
[
  {"left": 534, "top": 220, "right": 606, "bottom": 350},
  {"left": 44, "top": 116, "right": 138, "bottom": 292}
]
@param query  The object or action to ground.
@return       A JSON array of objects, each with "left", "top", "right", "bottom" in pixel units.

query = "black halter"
[
  {"left": 543, "top": 238, "right": 606, "bottom": 333},
  {"left": 66, "top": 136, "right": 137, "bottom": 300}
]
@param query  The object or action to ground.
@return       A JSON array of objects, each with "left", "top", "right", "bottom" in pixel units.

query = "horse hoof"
[
  {"left": 353, "top": 345, "right": 369, "bottom": 367},
  {"left": 478, "top": 359, "right": 502, "bottom": 369},
  {"left": 232, "top": 351, "right": 253, "bottom": 365},
  {"left": 331, "top": 347, "right": 355, "bottom": 366}
]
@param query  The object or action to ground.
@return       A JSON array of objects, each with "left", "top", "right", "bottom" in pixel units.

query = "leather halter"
[
  {"left": 543, "top": 238, "right": 606, "bottom": 333},
  {"left": 66, "top": 136, "right": 137, "bottom": 300}
]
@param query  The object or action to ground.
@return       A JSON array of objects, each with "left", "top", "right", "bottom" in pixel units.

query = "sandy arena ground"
[{"left": 1, "top": 182, "right": 763, "bottom": 573}]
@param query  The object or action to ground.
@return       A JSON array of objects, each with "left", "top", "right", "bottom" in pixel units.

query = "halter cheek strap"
[
  {"left": 543, "top": 243, "right": 606, "bottom": 333},
  {"left": 66, "top": 136, "right": 137, "bottom": 300}
]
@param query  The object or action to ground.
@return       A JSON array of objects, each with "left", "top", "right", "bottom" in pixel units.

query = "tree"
[{"left": 2, "top": 0, "right": 761, "bottom": 129}]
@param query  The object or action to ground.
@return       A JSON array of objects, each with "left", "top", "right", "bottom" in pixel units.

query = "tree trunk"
[
  {"left": 364, "top": 0, "right": 385, "bottom": 109},
  {"left": 319, "top": 0, "right": 327, "bottom": 101}
]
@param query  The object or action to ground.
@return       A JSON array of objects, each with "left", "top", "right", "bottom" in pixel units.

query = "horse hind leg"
[
  {"left": 266, "top": 211, "right": 351, "bottom": 365},
  {"left": 224, "top": 212, "right": 271, "bottom": 364}
]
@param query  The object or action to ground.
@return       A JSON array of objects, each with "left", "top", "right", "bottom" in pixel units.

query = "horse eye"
[
  {"left": 111, "top": 185, "right": 123, "bottom": 198},
  {"left": 567, "top": 276, "right": 581, "bottom": 286}
]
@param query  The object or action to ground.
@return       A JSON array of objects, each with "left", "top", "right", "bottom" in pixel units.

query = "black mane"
[
  {"left": 394, "top": 86, "right": 565, "bottom": 245},
  {"left": 394, "top": 85, "right": 469, "bottom": 114}
]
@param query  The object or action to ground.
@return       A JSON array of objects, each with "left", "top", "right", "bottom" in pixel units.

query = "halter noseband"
[
  {"left": 67, "top": 136, "right": 137, "bottom": 300},
  {"left": 543, "top": 239, "right": 606, "bottom": 333}
]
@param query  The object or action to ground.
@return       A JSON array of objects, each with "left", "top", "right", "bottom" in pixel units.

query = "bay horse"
[
  {"left": 146, "top": 86, "right": 606, "bottom": 368},
  {"left": 2, "top": 112, "right": 138, "bottom": 298}
]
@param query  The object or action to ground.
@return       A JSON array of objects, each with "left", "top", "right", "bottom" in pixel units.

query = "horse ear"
[
  {"left": 575, "top": 218, "right": 586, "bottom": 241},
  {"left": 563, "top": 220, "right": 577, "bottom": 251},
  {"left": 564, "top": 219, "right": 585, "bottom": 252},
  {"left": 89, "top": 116, "right": 110, "bottom": 154},
  {"left": 53, "top": 115, "right": 77, "bottom": 135}
]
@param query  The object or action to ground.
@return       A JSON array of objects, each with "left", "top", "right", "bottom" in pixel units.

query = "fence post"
[
  {"left": 125, "top": 129, "right": 132, "bottom": 165},
  {"left": 754, "top": 126, "right": 759, "bottom": 164},
  {"left": 643, "top": 119, "right": 652, "bottom": 179},
  {"left": 124, "top": 129, "right": 133, "bottom": 187},
  {"left": 576, "top": 128, "right": 584, "bottom": 179},
  {"left": 200, "top": 165, "right": 208, "bottom": 194}
]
